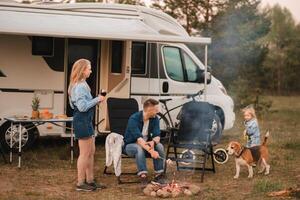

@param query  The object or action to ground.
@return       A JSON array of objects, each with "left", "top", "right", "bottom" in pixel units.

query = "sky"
[{"left": 261, "top": 0, "right": 300, "bottom": 22}]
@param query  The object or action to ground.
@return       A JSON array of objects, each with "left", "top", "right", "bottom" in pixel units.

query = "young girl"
[
  {"left": 68, "top": 59, "right": 106, "bottom": 191},
  {"left": 242, "top": 106, "right": 261, "bottom": 148}
]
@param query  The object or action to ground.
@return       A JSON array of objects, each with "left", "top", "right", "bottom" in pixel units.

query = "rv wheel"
[{"left": 0, "top": 122, "right": 38, "bottom": 152}]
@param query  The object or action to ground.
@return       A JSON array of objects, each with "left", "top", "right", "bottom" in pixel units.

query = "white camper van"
[{"left": 0, "top": 2, "right": 235, "bottom": 150}]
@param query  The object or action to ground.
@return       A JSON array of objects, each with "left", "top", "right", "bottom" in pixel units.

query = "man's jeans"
[{"left": 125, "top": 143, "right": 165, "bottom": 176}]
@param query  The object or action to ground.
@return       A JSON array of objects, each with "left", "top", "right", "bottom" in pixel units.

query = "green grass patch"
[
  {"left": 25, "top": 191, "right": 42, "bottom": 196},
  {"left": 284, "top": 141, "right": 300, "bottom": 151},
  {"left": 253, "top": 179, "right": 283, "bottom": 193}
]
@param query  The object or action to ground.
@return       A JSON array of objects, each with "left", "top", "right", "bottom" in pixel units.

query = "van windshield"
[{"left": 183, "top": 52, "right": 199, "bottom": 82}]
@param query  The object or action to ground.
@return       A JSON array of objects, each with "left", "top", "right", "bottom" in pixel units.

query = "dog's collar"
[{"left": 235, "top": 146, "right": 246, "bottom": 158}]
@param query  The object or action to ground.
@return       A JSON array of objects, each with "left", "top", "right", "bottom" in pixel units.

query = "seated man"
[{"left": 123, "top": 98, "right": 166, "bottom": 186}]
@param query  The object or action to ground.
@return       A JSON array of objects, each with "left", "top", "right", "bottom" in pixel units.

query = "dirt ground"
[{"left": 0, "top": 96, "right": 299, "bottom": 200}]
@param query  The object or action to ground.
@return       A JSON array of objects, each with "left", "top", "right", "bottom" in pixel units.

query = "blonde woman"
[
  {"left": 242, "top": 106, "right": 261, "bottom": 148},
  {"left": 68, "top": 59, "right": 106, "bottom": 191}
]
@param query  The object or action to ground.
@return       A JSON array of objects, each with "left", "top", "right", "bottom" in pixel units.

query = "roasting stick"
[
  {"left": 157, "top": 156, "right": 177, "bottom": 187},
  {"left": 158, "top": 156, "right": 174, "bottom": 165}
]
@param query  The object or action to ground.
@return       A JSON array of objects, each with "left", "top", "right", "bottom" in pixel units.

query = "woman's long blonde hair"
[{"left": 68, "top": 59, "right": 90, "bottom": 95}]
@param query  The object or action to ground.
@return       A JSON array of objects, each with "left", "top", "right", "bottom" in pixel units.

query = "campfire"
[
  {"left": 143, "top": 159, "right": 201, "bottom": 198},
  {"left": 143, "top": 181, "right": 201, "bottom": 198}
]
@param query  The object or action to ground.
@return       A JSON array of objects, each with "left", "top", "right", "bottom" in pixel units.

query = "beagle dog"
[{"left": 226, "top": 131, "right": 270, "bottom": 179}]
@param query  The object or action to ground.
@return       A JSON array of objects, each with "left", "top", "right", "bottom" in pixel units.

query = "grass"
[
  {"left": 253, "top": 179, "right": 283, "bottom": 193},
  {"left": 0, "top": 96, "right": 299, "bottom": 200}
]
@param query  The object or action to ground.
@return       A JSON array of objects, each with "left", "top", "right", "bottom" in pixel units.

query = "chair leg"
[
  {"left": 103, "top": 166, "right": 108, "bottom": 174},
  {"left": 0, "top": 144, "right": 7, "bottom": 164},
  {"left": 117, "top": 176, "right": 123, "bottom": 184},
  {"left": 201, "top": 152, "right": 207, "bottom": 183},
  {"left": 174, "top": 146, "right": 179, "bottom": 171},
  {"left": 210, "top": 146, "right": 216, "bottom": 173}
]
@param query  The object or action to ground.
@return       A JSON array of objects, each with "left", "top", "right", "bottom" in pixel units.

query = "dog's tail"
[{"left": 262, "top": 130, "right": 270, "bottom": 146}]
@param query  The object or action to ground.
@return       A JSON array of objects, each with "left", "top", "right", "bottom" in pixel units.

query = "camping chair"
[
  {"left": 0, "top": 142, "right": 7, "bottom": 163},
  {"left": 103, "top": 97, "right": 140, "bottom": 184},
  {"left": 164, "top": 101, "right": 216, "bottom": 182}
]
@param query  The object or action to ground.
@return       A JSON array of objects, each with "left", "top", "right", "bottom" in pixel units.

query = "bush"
[{"left": 229, "top": 77, "right": 272, "bottom": 115}]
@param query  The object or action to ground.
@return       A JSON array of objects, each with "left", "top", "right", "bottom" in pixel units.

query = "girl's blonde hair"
[
  {"left": 242, "top": 105, "right": 257, "bottom": 119},
  {"left": 68, "top": 59, "right": 90, "bottom": 95}
]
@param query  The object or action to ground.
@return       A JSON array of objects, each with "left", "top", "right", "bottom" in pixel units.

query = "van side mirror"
[{"left": 196, "top": 69, "right": 211, "bottom": 84}]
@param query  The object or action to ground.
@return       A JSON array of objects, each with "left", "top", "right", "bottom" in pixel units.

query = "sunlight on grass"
[
  {"left": 284, "top": 141, "right": 300, "bottom": 150},
  {"left": 253, "top": 179, "right": 283, "bottom": 193}
]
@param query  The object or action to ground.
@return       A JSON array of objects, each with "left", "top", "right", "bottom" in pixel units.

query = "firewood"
[
  {"left": 184, "top": 189, "right": 193, "bottom": 196},
  {"left": 171, "top": 190, "right": 181, "bottom": 198},
  {"left": 150, "top": 191, "right": 157, "bottom": 197},
  {"left": 143, "top": 187, "right": 152, "bottom": 196},
  {"left": 267, "top": 187, "right": 300, "bottom": 197},
  {"left": 157, "top": 189, "right": 171, "bottom": 198},
  {"left": 145, "top": 184, "right": 155, "bottom": 191},
  {"left": 188, "top": 184, "right": 201, "bottom": 195}
]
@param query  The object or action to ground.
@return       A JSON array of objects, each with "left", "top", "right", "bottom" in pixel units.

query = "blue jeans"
[
  {"left": 125, "top": 143, "right": 165, "bottom": 176},
  {"left": 246, "top": 136, "right": 261, "bottom": 147}
]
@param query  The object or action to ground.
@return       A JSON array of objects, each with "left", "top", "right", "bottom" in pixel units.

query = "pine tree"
[
  {"left": 152, "top": 0, "right": 226, "bottom": 35},
  {"left": 262, "top": 4, "right": 299, "bottom": 95}
]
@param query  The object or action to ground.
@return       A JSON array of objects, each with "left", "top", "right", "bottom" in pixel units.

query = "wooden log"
[
  {"left": 150, "top": 191, "right": 157, "bottom": 197},
  {"left": 184, "top": 189, "right": 193, "bottom": 196},
  {"left": 171, "top": 190, "right": 181, "bottom": 198},
  {"left": 188, "top": 184, "right": 201, "bottom": 195},
  {"left": 157, "top": 189, "right": 171, "bottom": 198},
  {"left": 143, "top": 187, "right": 152, "bottom": 196}
]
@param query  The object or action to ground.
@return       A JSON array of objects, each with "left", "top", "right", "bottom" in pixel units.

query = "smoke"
[
  {"left": 188, "top": 1, "right": 270, "bottom": 92},
  {"left": 176, "top": 101, "right": 221, "bottom": 144}
]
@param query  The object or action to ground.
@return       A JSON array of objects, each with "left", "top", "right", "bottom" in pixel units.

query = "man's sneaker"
[
  {"left": 86, "top": 181, "right": 107, "bottom": 190},
  {"left": 140, "top": 174, "right": 149, "bottom": 188},
  {"left": 151, "top": 173, "right": 168, "bottom": 185},
  {"left": 76, "top": 183, "right": 96, "bottom": 192}
]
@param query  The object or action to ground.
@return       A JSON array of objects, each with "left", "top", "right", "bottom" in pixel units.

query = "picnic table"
[{"left": 4, "top": 117, "right": 74, "bottom": 168}]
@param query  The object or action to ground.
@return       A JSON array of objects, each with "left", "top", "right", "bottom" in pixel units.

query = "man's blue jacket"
[{"left": 124, "top": 111, "right": 160, "bottom": 146}]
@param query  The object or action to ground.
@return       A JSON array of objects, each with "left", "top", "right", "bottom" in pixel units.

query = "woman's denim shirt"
[
  {"left": 244, "top": 118, "right": 260, "bottom": 147},
  {"left": 69, "top": 81, "right": 99, "bottom": 112}
]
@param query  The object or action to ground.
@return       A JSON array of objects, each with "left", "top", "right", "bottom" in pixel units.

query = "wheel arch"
[{"left": 214, "top": 106, "right": 225, "bottom": 129}]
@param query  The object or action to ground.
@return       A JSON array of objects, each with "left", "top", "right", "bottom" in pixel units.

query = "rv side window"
[
  {"left": 31, "top": 37, "right": 65, "bottom": 72},
  {"left": 32, "top": 36, "right": 54, "bottom": 56},
  {"left": 163, "top": 47, "right": 184, "bottom": 82},
  {"left": 131, "top": 42, "right": 146, "bottom": 75},
  {"left": 44, "top": 38, "right": 65, "bottom": 72},
  {"left": 111, "top": 41, "right": 123, "bottom": 74},
  {"left": 183, "top": 52, "right": 199, "bottom": 82},
  {"left": 0, "top": 69, "right": 6, "bottom": 77}
]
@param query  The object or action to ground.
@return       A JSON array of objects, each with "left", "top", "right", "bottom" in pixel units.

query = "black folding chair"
[
  {"left": 0, "top": 142, "right": 7, "bottom": 163},
  {"left": 103, "top": 97, "right": 140, "bottom": 184},
  {"left": 164, "top": 101, "right": 216, "bottom": 182}
]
